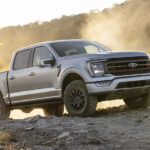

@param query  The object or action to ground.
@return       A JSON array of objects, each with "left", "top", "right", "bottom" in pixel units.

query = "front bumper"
[{"left": 86, "top": 75, "right": 150, "bottom": 95}]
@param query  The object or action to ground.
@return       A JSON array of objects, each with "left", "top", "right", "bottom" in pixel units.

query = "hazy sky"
[{"left": 0, "top": 0, "right": 125, "bottom": 28}]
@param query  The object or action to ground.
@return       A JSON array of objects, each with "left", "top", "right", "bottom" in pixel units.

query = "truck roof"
[{"left": 15, "top": 39, "right": 88, "bottom": 52}]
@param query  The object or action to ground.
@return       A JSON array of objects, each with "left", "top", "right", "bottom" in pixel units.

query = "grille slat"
[
  {"left": 104, "top": 59, "right": 150, "bottom": 75},
  {"left": 116, "top": 80, "right": 150, "bottom": 89}
]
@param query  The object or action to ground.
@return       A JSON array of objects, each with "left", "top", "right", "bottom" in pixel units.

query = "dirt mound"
[{"left": 0, "top": 106, "right": 150, "bottom": 150}]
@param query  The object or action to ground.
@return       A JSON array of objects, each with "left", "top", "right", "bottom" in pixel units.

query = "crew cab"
[{"left": 0, "top": 39, "right": 150, "bottom": 119}]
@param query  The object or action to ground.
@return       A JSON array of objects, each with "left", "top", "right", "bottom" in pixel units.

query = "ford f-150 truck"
[{"left": 0, "top": 39, "right": 150, "bottom": 119}]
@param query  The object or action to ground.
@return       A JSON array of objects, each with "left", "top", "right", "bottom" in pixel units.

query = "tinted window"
[
  {"left": 14, "top": 49, "right": 31, "bottom": 70},
  {"left": 50, "top": 41, "right": 111, "bottom": 57},
  {"left": 33, "top": 47, "right": 52, "bottom": 66}
]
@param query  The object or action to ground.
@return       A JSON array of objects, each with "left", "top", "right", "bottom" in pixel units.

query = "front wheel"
[
  {"left": 0, "top": 96, "right": 10, "bottom": 120},
  {"left": 64, "top": 80, "right": 97, "bottom": 117},
  {"left": 123, "top": 93, "right": 150, "bottom": 109}
]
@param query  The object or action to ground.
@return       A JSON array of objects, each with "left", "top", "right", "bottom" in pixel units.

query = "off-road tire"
[
  {"left": 0, "top": 96, "right": 10, "bottom": 120},
  {"left": 123, "top": 93, "right": 150, "bottom": 109},
  {"left": 64, "top": 80, "right": 97, "bottom": 117},
  {"left": 43, "top": 104, "right": 64, "bottom": 116}
]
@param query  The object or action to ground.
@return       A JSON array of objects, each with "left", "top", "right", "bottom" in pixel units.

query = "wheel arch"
[
  {"left": 61, "top": 72, "right": 85, "bottom": 95},
  {"left": 0, "top": 90, "right": 10, "bottom": 107}
]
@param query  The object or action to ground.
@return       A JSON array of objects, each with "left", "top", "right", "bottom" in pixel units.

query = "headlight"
[{"left": 86, "top": 62, "right": 104, "bottom": 77}]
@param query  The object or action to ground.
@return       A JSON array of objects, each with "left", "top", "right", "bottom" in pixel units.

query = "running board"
[{"left": 11, "top": 99, "right": 63, "bottom": 109}]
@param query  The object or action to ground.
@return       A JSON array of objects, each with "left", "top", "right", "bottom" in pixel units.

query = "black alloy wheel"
[{"left": 64, "top": 80, "right": 97, "bottom": 117}]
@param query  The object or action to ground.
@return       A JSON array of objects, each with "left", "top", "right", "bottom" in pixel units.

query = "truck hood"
[{"left": 60, "top": 51, "right": 148, "bottom": 61}]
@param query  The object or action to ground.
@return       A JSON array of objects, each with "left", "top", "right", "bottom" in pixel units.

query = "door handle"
[
  {"left": 9, "top": 76, "right": 15, "bottom": 80},
  {"left": 29, "top": 72, "right": 36, "bottom": 76}
]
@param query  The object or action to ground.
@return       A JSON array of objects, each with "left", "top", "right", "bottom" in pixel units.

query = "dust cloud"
[
  {"left": 10, "top": 109, "right": 44, "bottom": 119},
  {"left": 81, "top": 0, "right": 150, "bottom": 53}
]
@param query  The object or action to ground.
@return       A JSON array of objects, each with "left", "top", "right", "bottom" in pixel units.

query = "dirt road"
[{"left": 0, "top": 105, "right": 150, "bottom": 150}]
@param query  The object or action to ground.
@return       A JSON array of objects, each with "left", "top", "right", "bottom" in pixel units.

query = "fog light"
[{"left": 96, "top": 81, "right": 111, "bottom": 87}]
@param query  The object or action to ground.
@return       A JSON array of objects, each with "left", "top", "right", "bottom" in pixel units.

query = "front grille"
[
  {"left": 116, "top": 80, "right": 150, "bottom": 89},
  {"left": 104, "top": 59, "right": 150, "bottom": 75}
]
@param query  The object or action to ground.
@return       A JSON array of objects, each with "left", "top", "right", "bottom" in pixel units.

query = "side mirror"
[{"left": 38, "top": 57, "right": 55, "bottom": 67}]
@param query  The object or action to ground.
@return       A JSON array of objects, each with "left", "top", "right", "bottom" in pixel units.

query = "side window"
[
  {"left": 33, "top": 47, "right": 53, "bottom": 66},
  {"left": 13, "top": 49, "right": 31, "bottom": 70}
]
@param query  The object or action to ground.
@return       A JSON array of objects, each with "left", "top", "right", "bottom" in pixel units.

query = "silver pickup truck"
[{"left": 0, "top": 39, "right": 150, "bottom": 119}]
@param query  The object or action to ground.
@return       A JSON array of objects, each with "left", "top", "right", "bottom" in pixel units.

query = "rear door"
[{"left": 8, "top": 49, "right": 33, "bottom": 102}]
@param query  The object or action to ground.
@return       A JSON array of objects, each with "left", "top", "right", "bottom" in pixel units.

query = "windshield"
[{"left": 50, "top": 40, "right": 111, "bottom": 57}]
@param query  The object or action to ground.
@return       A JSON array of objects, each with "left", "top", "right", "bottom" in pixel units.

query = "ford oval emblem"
[{"left": 128, "top": 62, "right": 138, "bottom": 68}]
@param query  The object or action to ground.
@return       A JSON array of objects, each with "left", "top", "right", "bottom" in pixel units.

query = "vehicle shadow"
[
  {"left": 93, "top": 105, "right": 128, "bottom": 117},
  {"left": 63, "top": 105, "right": 129, "bottom": 117},
  {"left": 63, "top": 104, "right": 150, "bottom": 118}
]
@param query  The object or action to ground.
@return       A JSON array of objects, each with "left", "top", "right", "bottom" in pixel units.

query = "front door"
[{"left": 27, "top": 46, "right": 60, "bottom": 100}]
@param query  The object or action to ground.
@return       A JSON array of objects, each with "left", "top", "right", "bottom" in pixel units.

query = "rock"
[
  {"left": 57, "top": 132, "right": 70, "bottom": 139},
  {"left": 72, "top": 123, "right": 88, "bottom": 130},
  {"left": 42, "top": 132, "right": 70, "bottom": 146},
  {"left": 65, "top": 137, "right": 74, "bottom": 144},
  {"left": 19, "top": 148, "right": 25, "bottom": 150},
  {"left": 88, "top": 122, "right": 95, "bottom": 125},
  {"left": 24, "top": 115, "right": 41, "bottom": 123},
  {"left": 36, "top": 119, "right": 49, "bottom": 129},
  {"left": 136, "top": 119, "right": 143, "bottom": 123},
  {"left": 42, "top": 139, "right": 55, "bottom": 146},
  {"left": 32, "top": 145, "right": 54, "bottom": 150},
  {"left": 25, "top": 126, "right": 35, "bottom": 131},
  {"left": 88, "top": 139, "right": 102, "bottom": 145},
  {"left": 13, "top": 144, "right": 26, "bottom": 150},
  {"left": 143, "top": 115, "right": 149, "bottom": 119},
  {"left": 77, "top": 130, "right": 88, "bottom": 134}
]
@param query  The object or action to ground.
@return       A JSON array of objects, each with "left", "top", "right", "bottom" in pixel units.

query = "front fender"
[{"left": 59, "top": 67, "right": 86, "bottom": 88}]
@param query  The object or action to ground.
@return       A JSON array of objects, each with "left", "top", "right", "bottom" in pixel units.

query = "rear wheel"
[
  {"left": 0, "top": 96, "right": 10, "bottom": 120},
  {"left": 64, "top": 80, "right": 97, "bottom": 117},
  {"left": 123, "top": 93, "right": 150, "bottom": 109},
  {"left": 43, "top": 104, "right": 64, "bottom": 116},
  {"left": 21, "top": 107, "right": 33, "bottom": 113}
]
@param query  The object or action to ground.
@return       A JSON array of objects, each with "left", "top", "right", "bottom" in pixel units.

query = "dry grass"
[
  {"left": 0, "top": 130, "right": 10, "bottom": 143},
  {"left": 0, "top": 130, "right": 13, "bottom": 150}
]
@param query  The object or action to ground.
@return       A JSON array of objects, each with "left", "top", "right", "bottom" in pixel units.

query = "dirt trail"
[{"left": 0, "top": 105, "right": 150, "bottom": 150}]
